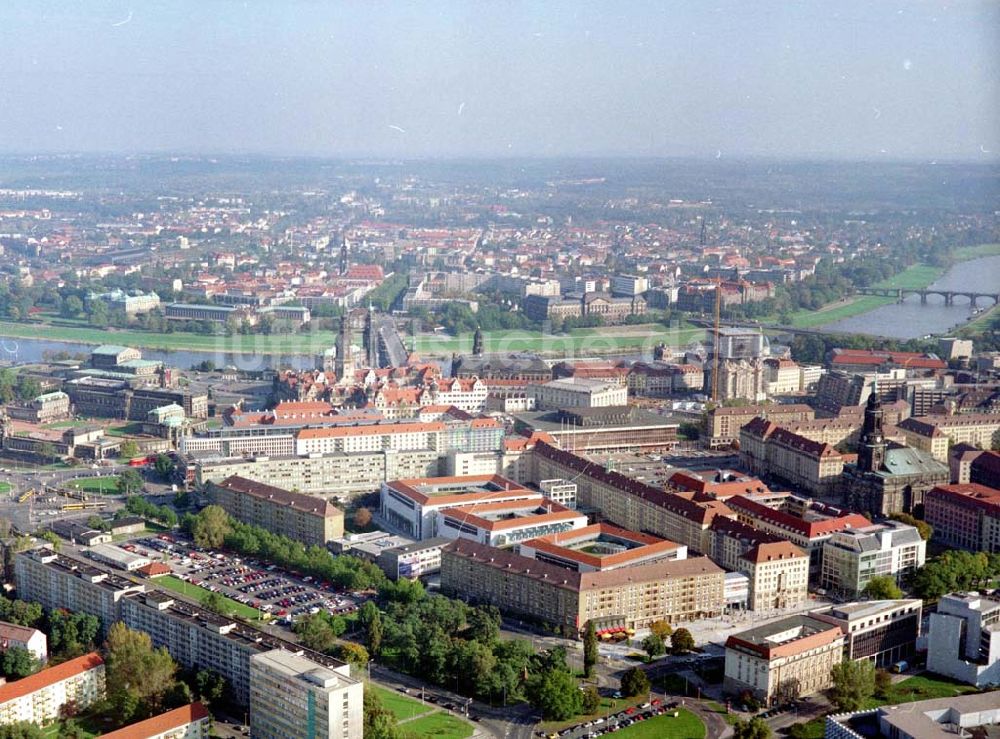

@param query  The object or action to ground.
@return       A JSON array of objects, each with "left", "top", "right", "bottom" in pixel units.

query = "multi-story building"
[
  {"left": 165, "top": 302, "right": 253, "bottom": 325},
  {"left": 711, "top": 358, "right": 767, "bottom": 403},
  {"left": 90, "top": 344, "right": 142, "bottom": 369},
  {"left": 512, "top": 406, "right": 679, "bottom": 454},
  {"left": 626, "top": 362, "right": 704, "bottom": 396},
  {"left": 0, "top": 621, "right": 47, "bottom": 663},
  {"left": 441, "top": 539, "right": 724, "bottom": 633},
  {"left": 517, "top": 524, "right": 687, "bottom": 572},
  {"left": 0, "top": 652, "right": 105, "bottom": 726},
  {"left": 810, "top": 599, "right": 922, "bottom": 669},
  {"left": 924, "top": 483, "right": 1000, "bottom": 553},
  {"left": 724, "top": 615, "right": 845, "bottom": 707},
  {"left": 704, "top": 404, "right": 814, "bottom": 449},
  {"left": 208, "top": 476, "right": 345, "bottom": 546},
  {"left": 899, "top": 413, "right": 1000, "bottom": 463},
  {"left": 971, "top": 451, "right": 1000, "bottom": 487},
  {"left": 529, "top": 377, "right": 628, "bottom": 410},
  {"left": 926, "top": 592, "right": 1000, "bottom": 687},
  {"left": 249, "top": 650, "right": 363, "bottom": 739},
  {"left": 825, "top": 692, "right": 1000, "bottom": 739},
  {"left": 101, "top": 703, "right": 211, "bottom": 739},
  {"left": 380, "top": 474, "right": 543, "bottom": 540},
  {"left": 375, "top": 537, "right": 452, "bottom": 580},
  {"left": 740, "top": 418, "right": 845, "bottom": 497},
  {"left": 14, "top": 549, "right": 145, "bottom": 635},
  {"left": 610, "top": 274, "right": 649, "bottom": 297},
  {"left": 708, "top": 517, "right": 808, "bottom": 612},
  {"left": 533, "top": 442, "right": 734, "bottom": 555},
  {"left": 820, "top": 522, "right": 926, "bottom": 597},
  {"left": 764, "top": 358, "right": 802, "bottom": 395},
  {"left": 725, "top": 493, "right": 871, "bottom": 576},
  {"left": 5, "top": 391, "right": 72, "bottom": 424},
  {"left": 435, "top": 497, "right": 587, "bottom": 548}
]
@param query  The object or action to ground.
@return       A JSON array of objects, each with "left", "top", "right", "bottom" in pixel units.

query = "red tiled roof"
[
  {"left": 0, "top": 652, "right": 103, "bottom": 704},
  {"left": 102, "top": 702, "right": 210, "bottom": 738}
]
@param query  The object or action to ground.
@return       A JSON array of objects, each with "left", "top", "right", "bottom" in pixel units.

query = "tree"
[
  {"left": 649, "top": 620, "right": 673, "bottom": 640},
  {"left": 339, "top": 642, "right": 370, "bottom": 670},
  {"left": 583, "top": 620, "right": 598, "bottom": 678},
  {"left": 671, "top": 628, "right": 695, "bottom": 654},
  {"left": 863, "top": 575, "right": 904, "bottom": 600},
  {"left": 360, "top": 602, "right": 383, "bottom": 656},
  {"left": 642, "top": 633, "right": 666, "bottom": 660},
  {"left": 1, "top": 647, "right": 37, "bottom": 679},
  {"left": 620, "top": 667, "right": 650, "bottom": 697},
  {"left": 154, "top": 454, "right": 176, "bottom": 481},
  {"left": 363, "top": 687, "right": 403, "bottom": 739},
  {"left": 86, "top": 515, "right": 108, "bottom": 531},
  {"left": 0, "top": 722, "right": 45, "bottom": 739},
  {"left": 733, "top": 716, "right": 772, "bottom": 739},
  {"left": 200, "top": 590, "right": 231, "bottom": 617},
  {"left": 529, "top": 669, "right": 582, "bottom": 721},
  {"left": 38, "top": 530, "right": 61, "bottom": 552},
  {"left": 104, "top": 622, "right": 178, "bottom": 710},
  {"left": 581, "top": 684, "right": 601, "bottom": 714},
  {"left": 294, "top": 612, "right": 345, "bottom": 654},
  {"left": 830, "top": 658, "right": 876, "bottom": 712},
  {"left": 191, "top": 505, "right": 231, "bottom": 548},
  {"left": 875, "top": 669, "right": 892, "bottom": 700},
  {"left": 194, "top": 670, "right": 227, "bottom": 706},
  {"left": 117, "top": 468, "right": 143, "bottom": 495},
  {"left": 119, "top": 440, "right": 140, "bottom": 459},
  {"left": 353, "top": 507, "right": 373, "bottom": 529}
]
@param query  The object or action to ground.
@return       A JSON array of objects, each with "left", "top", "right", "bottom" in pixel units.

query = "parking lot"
[
  {"left": 544, "top": 698, "right": 678, "bottom": 739},
  {"left": 132, "top": 534, "right": 365, "bottom": 626}
]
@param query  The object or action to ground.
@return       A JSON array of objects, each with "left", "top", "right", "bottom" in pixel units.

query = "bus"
[{"left": 17, "top": 489, "right": 35, "bottom": 504}]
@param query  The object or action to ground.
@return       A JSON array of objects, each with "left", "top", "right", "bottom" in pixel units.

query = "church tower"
[
  {"left": 472, "top": 326, "right": 484, "bottom": 356},
  {"left": 857, "top": 383, "right": 886, "bottom": 473},
  {"left": 334, "top": 315, "right": 352, "bottom": 382},
  {"left": 339, "top": 235, "right": 349, "bottom": 276}
]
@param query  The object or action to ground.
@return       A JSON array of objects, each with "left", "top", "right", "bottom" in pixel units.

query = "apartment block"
[
  {"left": 811, "top": 599, "right": 922, "bottom": 669},
  {"left": 704, "top": 403, "right": 814, "bottom": 448},
  {"left": 740, "top": 418, "right": 845, "bottom": 497},
  {"left": 0, "top": 652, "right": 105, "bottom": 726},
  {"left": 820, "top": 522, "right": 926, "bottom": 597},
  {"left": 924, "top": 483, "right": 1000, "bottom": 553},
  {"left": 899, "top": 414, "right": 1000, "bottom": 462},
  {"left": 249, "top": 650, "right": 363, "bottom": 739},
  {"left": 926, "top": 592, "right": 1000, "bottom": 688},
  {"left": 14, "top": 548, "right": 145, "bottom": 635},
  {"left": 101, "top": 702, "right": 211, "bottom": 739},
  {"left": 208, "top": 476, "right": 344, "bottom": 546},
  {"left": 441, "top": 539, "right": 724, "bottom": 633},
  {"left": 724, "top": 615, "right": 845, "bottom": 707}
]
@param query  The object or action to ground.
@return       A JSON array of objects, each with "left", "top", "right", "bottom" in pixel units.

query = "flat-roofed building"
[
  {"left": 376, "top": 537, "right": 452, "bottom": 580},
  {"left": 513, "top": 407, "right": 679, "bottom": 454},
  {"left": 926, "top": 592, "right": 1000, "bottom": 688},
  {"left": 924, "top": 483, "right": 1000, "bottom": 553},
  {"left": 249, "top": 649, "right": 363, "bottom": 739},
  {"left": 14, "top": 548, "right": 145, "bottom": 635},
  {"left": 208, "top": 476, "right": 344, "bottom": 546},
  {"left": 86, "top": 543, "right": 151, "bottom": 572},
  {"left": 825, "top": 691, "right": 1000, "bottom": 739},
  {"left": 0, "top": 652, "right": 105, "bottom": 726},
  {"left": 441, "top": 539, "right": 724, "bottom": 633},
  {"left": 0, "top": 621, "right": 47, "bottom": 663},
  {"left": 820, "top": 521, "right": 926, "bottom": 597},
  {"left": 436, "top": 497, "right": 587, "bottom": 548},
  {"left": 101, "top": 702, "right": 211, "bottom": 739},
  {"left": 724, "top": 615, "right": 845, "bottom": 707},
  {"left": 380, "top": 474, "right": 539, "bottom": 540},
  {"left": 518, "top": 524, "right": 687, "bottom": 572},
  {"left": 810, "top": 599, "right": 922, "bottom": 668},
  {"left": 529, "top": 377, "right": 628, "bottom": 410}
]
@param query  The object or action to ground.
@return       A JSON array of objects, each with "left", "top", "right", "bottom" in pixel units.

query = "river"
[
  {"left": 821, "top": 255, "right": 1000, "bottom": 339},
  {"left": 0, "top": 337, "right": 319, "bottom": 371}
]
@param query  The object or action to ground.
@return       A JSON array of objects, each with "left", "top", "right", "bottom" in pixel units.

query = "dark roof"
[{"left": 214, "top": 476, "right": 340, "bottom": 518}]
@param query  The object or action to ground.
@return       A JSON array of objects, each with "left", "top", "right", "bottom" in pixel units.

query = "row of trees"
[
  {"left": 123, "top": 494, "right": 177, "bottom": 528},
  {"left": 184, "top": 505, "right": 387, "bottom": 591},
  {"left": 909, "top": 550, "right": 1000, "bottom": 600}
]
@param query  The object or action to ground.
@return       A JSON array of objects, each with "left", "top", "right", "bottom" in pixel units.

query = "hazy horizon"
[{"left": 1, "top": 1, "right": 997, "bottom": 161}]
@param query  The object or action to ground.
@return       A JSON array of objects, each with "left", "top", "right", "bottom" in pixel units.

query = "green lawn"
[
  {"left": 371, "top": 686, "right": 431, "bottom": 722},
  {"left": 611, "top": 709, "right": 705, "bottom": 739},
  {"left": 155, "top": 574, "right": 266, "bottom": 621},
  {"left": 402, "top": 711, "right": 474, "bottom": 739},
  {"left": 866, "top": 673, "right": 978, "bottom": 708},
  {"left": 540, "top": 693, "right": 648, "bottom": 733},
  {"left": 105, "top": 422, "right": 144, "bottom": 437},
  {"left": 872, "top": 264, "right": 946, "bottom": 291},
  {"left": 0, "top": 482, "right": 11, "bottom": 495},
  {"left": 66, "top": 475, "right": 121, "bottom": 493},
  {"left": 0, "top": 319, "right": 337, "bottom": 355},
  {"left": 704, "top": 700, "right": 739, "bottom": 726},
  {"left": 952, "top": 243, "right": 1000, "bottom": 261},
  {"left": 785, "top": 295, "right": 897, "bottom": 328},
  {"left": 412, "top": 323, "right": 706, "bottom": 355}
]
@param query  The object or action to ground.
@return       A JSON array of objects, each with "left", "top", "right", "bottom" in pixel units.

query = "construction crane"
[{"left": 710, "top": 276, "right": 722, "bottom": 403}]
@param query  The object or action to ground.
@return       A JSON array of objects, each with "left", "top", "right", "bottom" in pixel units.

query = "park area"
[
  {"left": 612, "top": 708, "right": 705, "bottom": 739},
  {"left": 66, "top": 475, "right": 121, "bottom": 494},
  {"left": 371, "top": 686, "right": 473, "bottom": 739}
]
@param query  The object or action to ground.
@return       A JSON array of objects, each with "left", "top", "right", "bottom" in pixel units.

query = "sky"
[{"left": 0, "top": 1, "right": 997, "bottom": 160}]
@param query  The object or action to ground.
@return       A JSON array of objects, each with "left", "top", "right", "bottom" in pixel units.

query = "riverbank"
[{"left": 0, "top": 320, "right": 336, "bottom": 356}]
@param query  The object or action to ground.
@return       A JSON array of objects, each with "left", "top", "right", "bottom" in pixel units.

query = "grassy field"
[
  {"left": 866, "top": 673, "right": 979, "bottom": 708},
  {"left": 784, "top": 295, "right": 897, "bottom": 328},
  {"left": 0, "top": 319, "right": 336, "bottom": 355},
  {"left": 953, "top": 243, "right": 1000, "bottom": 261},
  {"left": 873, "top": 264, "right": 946, "bottom": 291},
  {"left": 412, "top": 323, "right": 706, "bottom": 355},
  {"left": 401, "top": 711, "right": 474, "bottom": 739},
  {"left": 0, "top": 482, "right": 11, "bottom": 495},
  {"left": 66, "top": 475, "right": 121, "bottom": 493},
  {"left": 539, "top": 692, "right": 649, "bottom": 733},
  {"left": 611, "top": 709, "right": 705, "bottom": 739},
  {"left": 704, "top": 700, "right": 739, "bottom": 726},
  {"left": 105, "top": 422, "right": 144, "bottom": 437},
  {"left": 155, "top": 574, "right": 265, "bottom": 621},
  {"left": 372, "top": 686, "right": 430, "bottom": 722}
]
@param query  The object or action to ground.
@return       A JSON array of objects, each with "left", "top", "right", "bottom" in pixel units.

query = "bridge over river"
[{"left": 855, "top": 287, "right": 1000, "bottom": 307}]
